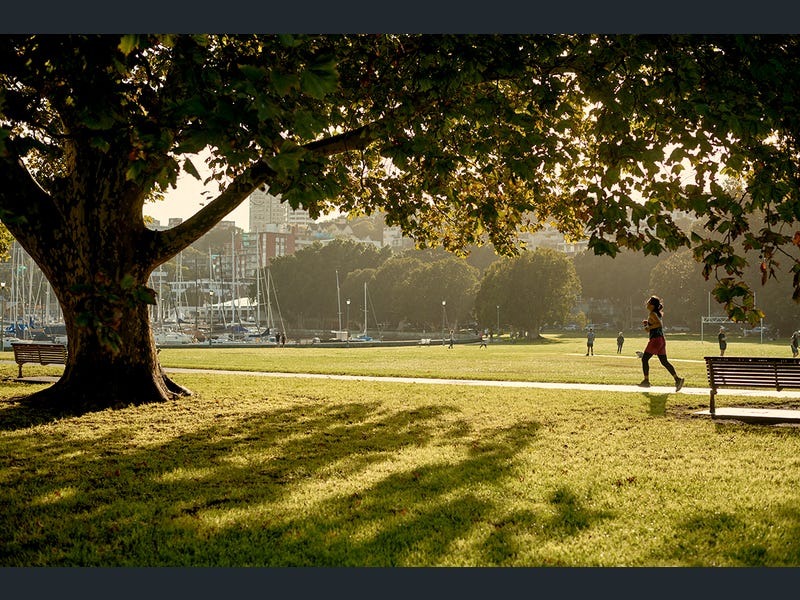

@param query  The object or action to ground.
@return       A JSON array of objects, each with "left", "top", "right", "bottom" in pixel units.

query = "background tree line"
[{"left": 244, "top": 235, "right": 800, "bottom": 338}]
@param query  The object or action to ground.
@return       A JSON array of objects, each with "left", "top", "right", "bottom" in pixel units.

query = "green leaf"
[
  {"left": 278, "top": 34, "right": 300, "bottom": 47},
  {"left": 643, "top": 239, "right": 663, "bottom": 255},
  {"left": 238, "top": 64, "right": 266, "bottom": 83},
  {"left": 120, "top": 274, "right": 135, "bottom": 290},
  {"left": 82, "top": 110, "right": 116, "bottom": 131},
  {"left": 89, "top": 137, "right": 111, "bottom": 153},
  {"left": 183, "top": 158, "right": 202, "bottom": 181},
  {"left": 300, "top": 68, "right": 338, "bottom": 100},
  {"left": 300, "top": 57, "right": 339, "bottom": 100},
  {"left": 134, "top": 286, "right": 158, "bottom": 305},
  {"left": 125, "top": 161, "right": 146, "bottom": 182},
  {"left": 118, "top": 35, "right": 142, "bottom": 56},
  {"left": 270, "top": 71, "right": 299, "bottom": 97}
]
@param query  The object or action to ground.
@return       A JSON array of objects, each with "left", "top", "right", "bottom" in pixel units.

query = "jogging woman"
[{"left": 638, "top": 295, "right": 684, "bottom": 392}]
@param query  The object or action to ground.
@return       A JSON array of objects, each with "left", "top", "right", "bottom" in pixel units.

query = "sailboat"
[
  {"left": 350, "top": 282, "right": 381, "bottom": 342},
  {"left": 327, "top": 274, "right": 382, "bottom": 344},
  {"left": 253, "top": 267, "right": 284, "bottom": 345},
  {"left": 330, "top": 270, "right": 348, "bottom": 341}
]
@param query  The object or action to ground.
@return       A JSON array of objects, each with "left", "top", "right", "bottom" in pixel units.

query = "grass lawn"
[{"left": 1, "top": 332, "right": 800, "bottom": 566}]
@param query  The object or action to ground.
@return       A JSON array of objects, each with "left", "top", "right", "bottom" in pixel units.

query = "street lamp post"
[
  {"left": 0, "top": 282, "right": 5, "bottom": 351},
  {"left": 346, "top": 298, "right": 350, "bottom": 345},
  {"left": 441, "top": 300, "right": 446, "bottom": 346},
  {"left": 496, "top": 305, "right": 500, "bottom": 338},
  {"left": 208, "top": 290, "right": 214, "bottom": 345}
]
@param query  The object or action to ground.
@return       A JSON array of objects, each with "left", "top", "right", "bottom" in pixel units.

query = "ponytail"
[{"left": 647, "top": 295, "right": 664, "bottom": 319}]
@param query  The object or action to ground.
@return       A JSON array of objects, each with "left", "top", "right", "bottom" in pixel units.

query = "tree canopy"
[
  {"left": 475, "top": 248, "right": 580, "bottom": 336},
  {"left": 2, "top": 34, "right": 800, "bottom": 411},
  {"left": 262, "top": 238, "right": 390, "bottom": 330}
]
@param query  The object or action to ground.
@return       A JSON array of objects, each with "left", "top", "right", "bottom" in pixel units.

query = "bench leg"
[
  {"left": 17, "top": 364, "right": 22, "bottom": 378},
  {"left": 709, "top": 389, "right": 716, "bottom": 415}
]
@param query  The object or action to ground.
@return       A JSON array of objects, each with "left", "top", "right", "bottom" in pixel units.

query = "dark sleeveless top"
[{"left": 649, "top": 327, "right": 664, "bottom": 339}]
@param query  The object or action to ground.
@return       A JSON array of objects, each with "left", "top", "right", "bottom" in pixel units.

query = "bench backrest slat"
[
  {"left": 11, "top": 343, "right": 68, "bottom": 376},
  {"left": 704, "top": 356, "right": 800, "bottom": 390}
]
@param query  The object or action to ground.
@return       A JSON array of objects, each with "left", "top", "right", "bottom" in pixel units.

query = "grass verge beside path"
[
  {"left": 154, "top": 333, "right": 794, "bottom": 390},
  {"left": 157, "top": 334, "right": 714, "bottom": 386},
  {"left": 2, "top": 361, "right": 800, "bottom": 566}
]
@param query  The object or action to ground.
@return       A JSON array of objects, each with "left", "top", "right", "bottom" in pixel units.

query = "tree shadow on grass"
[
  {"left": 0, "top": 379, "right": 174, "bottom": 431},
  {"left": 0, "top": 394, "right": 82, "bottom": 430},
  {"left": 544, "top": 486, "right": 614, "bottom": 537},
  {"left": 0, "top": 396, "right": 553, "bottom": 566},
  {"left": 223, "top": 419, "right": 547, "bottom": 566},
  {"left": 650, "top": 506, "right": 800, "bottom": 566}
]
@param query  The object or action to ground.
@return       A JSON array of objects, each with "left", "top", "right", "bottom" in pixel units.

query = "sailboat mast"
[
  {"left": 255, "top": 247, "right": 261, "bottom": 330},
  {"left": 176, "top": 251, "right": 184, "bottom": 331},
  {"left": 231, "top": 230, "right": 238, "bottom": 326},
  {"left": 336, "top": 270, "right": 342, "bottom": 332},
  {"left": 266, "top": 269, "right": 273, "bottom": 330}
]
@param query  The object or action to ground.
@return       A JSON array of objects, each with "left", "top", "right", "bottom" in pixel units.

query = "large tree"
[
  {"left": 475, "top": 247, "right": 580, "bottom": 337},
  {"left": 394, "top": 253, "right": 480, "bottom": 330},
  {"left": 264, "top": 238, "right": 390, "bottom": 331},
  {"left": 3, "top": 34, "right": 800, "bottom": 412}
]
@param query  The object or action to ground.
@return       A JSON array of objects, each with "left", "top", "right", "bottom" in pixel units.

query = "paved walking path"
[{"left": 161, "top": 366, "right": 731, "bottom": 396}]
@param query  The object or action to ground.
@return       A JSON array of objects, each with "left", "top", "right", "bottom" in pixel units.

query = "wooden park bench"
[
  {"left": 704, "top": 356, "right": 800, "bottom": 415},
  {"left": 11, "top": 342, "right": 67, "bottom": 378}
]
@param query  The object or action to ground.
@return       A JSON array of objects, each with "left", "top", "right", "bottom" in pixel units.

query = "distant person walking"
[
  {"left": 448, "top": 329, "right": 454, "bottom": 349},
  {"left": 791, "top": 331, "right": 800, "bottom": 358},
  {"left": 638, "top": 295, "right": 684, "bottom": 392},
  {"left": 586, "top": 327, "right": 595, "bottom": 356},
  {"left": 616, "top": 331, "right": 625, "bottom": 354},
  {"left": 479, "top": 332, "right": 487, "bottom": 348},
  {"left": 718, "top": 327, "right": 727, "bottom": 357}
]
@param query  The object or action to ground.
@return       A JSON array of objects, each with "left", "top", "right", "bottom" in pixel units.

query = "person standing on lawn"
[
  {"left": 638, "top": 295, "right": 684, "bottom": 391},
  {"left": 718, "top": 327, "right": 727, "bottom": 357},
  {"left": 616, "top": 331, "right": 625, "bottom": 354},
  {"left": 586, "top": 327, "right": 595, "bottom": 356}
]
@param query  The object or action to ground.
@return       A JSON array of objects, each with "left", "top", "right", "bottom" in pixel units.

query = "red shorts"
[{"left": 644, "top": 335, "right": 667, "bottom": 356}]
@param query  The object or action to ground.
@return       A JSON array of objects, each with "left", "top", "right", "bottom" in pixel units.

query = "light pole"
[
  {"left": 0, "top": 282, "right": 5, "bottom": 351},
  {"left": 496, "top": 305, "right": 500, "bottom": 337},
  {"left": 441, "top": 300, "right": 446, "bottom": 346},
  {"left": 208, "top": 290, "right": 214, "bottom": 345},
  {"left": 346, "top": 298, "right": 350, "bottom": 345}
]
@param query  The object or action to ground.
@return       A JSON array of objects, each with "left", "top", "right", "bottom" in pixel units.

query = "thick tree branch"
[
  {"left": 304, "top": 122, "right": 381, "bottom": 157},
  {"left": 149, "top": 160, "right": 275, "bottom": 266},
  {"left": 150, "top": 120, "right": 387, "bottom": 266},
  {"left": 0, "top": 156, "right": 63, "bottom": 256}
]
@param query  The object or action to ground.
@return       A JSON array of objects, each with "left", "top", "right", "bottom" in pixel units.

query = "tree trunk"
[
  {"left": 2, "top": 126, "right": 256, "bottom": 415},
  {"left": 7, "top": 160, "right": 196, "bottom": 413},
  {"left": 27, "top": 281, "right": 190, "bottom": 414}
]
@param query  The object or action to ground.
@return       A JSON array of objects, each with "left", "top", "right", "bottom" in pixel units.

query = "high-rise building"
[
  {"left": 249, "top": 186, "right": 315, "bottom": 232},
  {"left": 286, "top": 206, "right": 314, "bottom": 229},
  {"left": 248, "top": 186, "right": 286, "bottom": 231}
]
